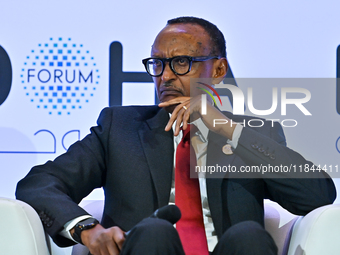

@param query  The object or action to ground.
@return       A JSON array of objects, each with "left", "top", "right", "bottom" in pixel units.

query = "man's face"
[{"left": 151, "top": 23, "right": 216, "bottom": 110}]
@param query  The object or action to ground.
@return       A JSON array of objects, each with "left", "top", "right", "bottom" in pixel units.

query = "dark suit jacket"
[{"left": 16, "top": 106, "right": 336, "bottom": 247}]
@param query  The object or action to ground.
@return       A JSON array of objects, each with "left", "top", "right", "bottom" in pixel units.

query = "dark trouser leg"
[
  {"left": 120, "top": 217, "right": 185, "bottom": 255},
  {"left": 212, "top": 221, "right": 278, "bottom": 255}
]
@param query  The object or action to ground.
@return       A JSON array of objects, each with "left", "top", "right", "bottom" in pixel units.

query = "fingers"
[
  {"left": 82, "top": 225, "right": 126, "bottom": 255},
  {"left": 159, "top": 97, "right": 197, "bottom": 135},
  {"left": 159, "top": 95, "right": 236, "bottom": 140},
  {"left": 158, "top": 97, "right": 190, "bottom": 108},
  {"left": 166, "top": 102, "right": 191, "bottom": 136},
  {"left": 111, "top": 226, "right": 126, "bottom": 251},
  {"left": 181, "top": 105, "right": 191, "bottom": 131}
]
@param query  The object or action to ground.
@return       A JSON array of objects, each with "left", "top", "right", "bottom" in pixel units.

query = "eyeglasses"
[{"left": 142, "top": 55, "right": 220, "bottom": 77}]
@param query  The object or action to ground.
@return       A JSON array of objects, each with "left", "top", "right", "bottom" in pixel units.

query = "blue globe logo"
[{"left": 21, "top": 37, "right": 99, "bottom": 115}]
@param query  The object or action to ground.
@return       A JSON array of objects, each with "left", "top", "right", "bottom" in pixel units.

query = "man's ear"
[{"left": 212, "top": 58, "right": 228, "bottom": 84}]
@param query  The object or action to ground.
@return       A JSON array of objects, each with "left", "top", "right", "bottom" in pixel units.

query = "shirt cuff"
[
  {"left": 227, "top": 123, "right": 243, "bottom": 149},
  {"left": 59, "top": 215, "right": 92, "bottom": 242}
]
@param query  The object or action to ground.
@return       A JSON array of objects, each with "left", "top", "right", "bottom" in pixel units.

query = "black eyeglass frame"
[{"left": 142, "top": 55, "right": 220, "bottom": 77}]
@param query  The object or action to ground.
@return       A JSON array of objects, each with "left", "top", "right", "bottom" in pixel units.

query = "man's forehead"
[
  {"left": 151, "top": 23, "right": 211, "bottom": 54},
  {"left": 156, "top": 23, "right": 208, "bottom": 39}
]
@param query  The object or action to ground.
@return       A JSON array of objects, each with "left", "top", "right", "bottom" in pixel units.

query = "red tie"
[{"left": 175, "top": 125, "right": 209, "bottom": 255}]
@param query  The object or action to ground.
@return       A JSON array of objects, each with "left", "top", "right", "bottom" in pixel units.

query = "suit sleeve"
[
  {"left": 15, "top": 107, "right": 114, "bottom": 247},
  {"left": 234, "top": 121, "right": 336, "bottom": 215}
]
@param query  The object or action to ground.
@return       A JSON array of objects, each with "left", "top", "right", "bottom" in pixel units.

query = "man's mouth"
[{"left": 159, "top": 88, "right": 184, "bottom": 102}]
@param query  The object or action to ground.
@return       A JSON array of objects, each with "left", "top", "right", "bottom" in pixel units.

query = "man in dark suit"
[{"left": 16, "top": 17, "right": 336, "bottom": 255}]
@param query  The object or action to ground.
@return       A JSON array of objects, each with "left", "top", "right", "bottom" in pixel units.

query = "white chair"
[
  {"left": 1, "top": 197, "right": 340, "bottom": 255},
  {"left": 0, "top": 197, "right": 50, "bottom": 255},
  {"left": 287, "top": 204, "right": 340, "bottom": 255}
]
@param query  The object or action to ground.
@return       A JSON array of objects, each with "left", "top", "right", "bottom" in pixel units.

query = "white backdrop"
[{"left": 0, "top": 0, "right": 339, "bottom": 203}]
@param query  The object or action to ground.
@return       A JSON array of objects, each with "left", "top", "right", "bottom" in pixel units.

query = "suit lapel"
[{"left": 138, "top": 108, "right": 174, "bottom": 209}]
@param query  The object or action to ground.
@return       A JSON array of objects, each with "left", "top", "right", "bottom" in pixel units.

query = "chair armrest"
[
  {"left": 0, "top": 197, "right": 50, "bottom": 255},
  {"left": 287, "top": 204, "right": 340, "bottom": 255}
]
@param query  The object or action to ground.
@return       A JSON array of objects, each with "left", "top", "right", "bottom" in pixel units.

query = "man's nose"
[{"left": 161, "top": 62, "right": 176, "bottom": 81}]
